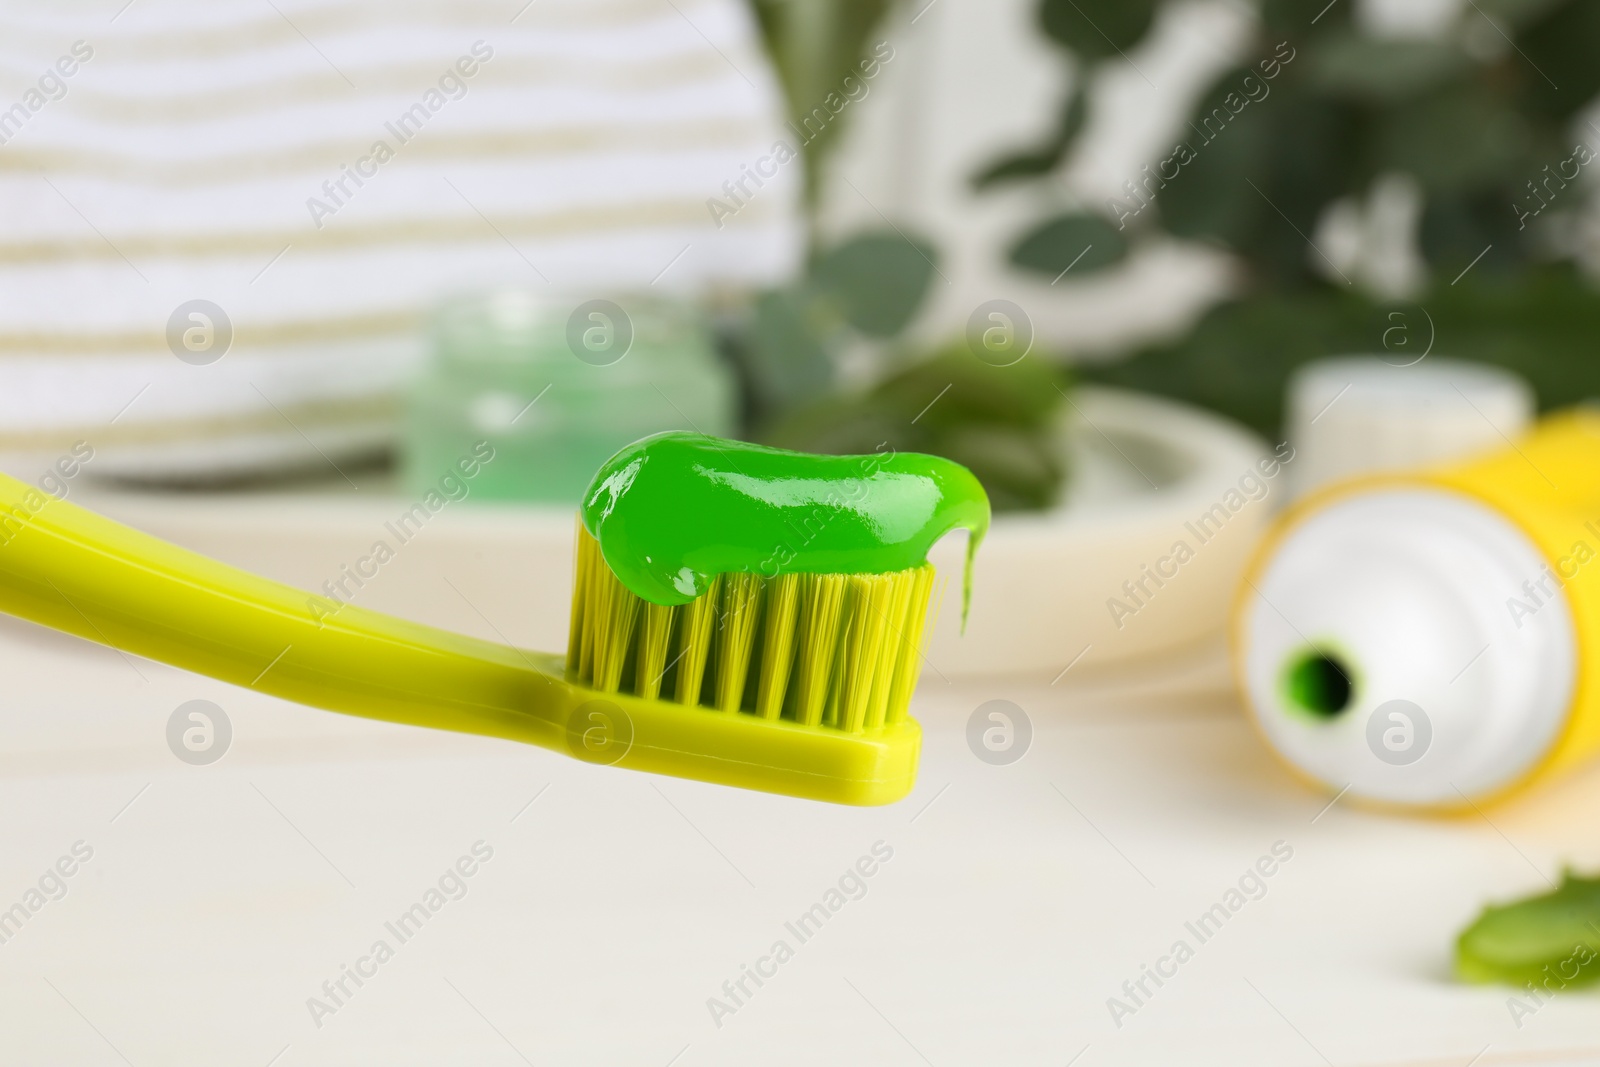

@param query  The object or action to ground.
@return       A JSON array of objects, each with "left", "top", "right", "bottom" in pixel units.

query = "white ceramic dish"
[{"left": 923, "top": 386, "right": 1275, "bottom": 678}]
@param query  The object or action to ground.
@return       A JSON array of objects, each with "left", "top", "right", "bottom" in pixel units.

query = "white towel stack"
[{"left": 0, "top": 0, "right": 801, "bottom": 479}]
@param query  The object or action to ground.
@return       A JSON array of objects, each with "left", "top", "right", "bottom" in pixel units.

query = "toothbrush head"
[{"left": 560, "top": 523, "right": 937, "bottom": 805}]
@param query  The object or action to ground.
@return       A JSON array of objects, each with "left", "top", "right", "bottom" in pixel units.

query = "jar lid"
[
  {"left": 431, "top": 287, "right": 704, "bottom": 374},
  {"left": 1286, "top": 357, "right": 1533, "bottom": 498}
]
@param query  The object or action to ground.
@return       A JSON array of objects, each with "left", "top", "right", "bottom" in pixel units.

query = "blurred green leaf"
[
  {"left": 746, "top": 0, "right": 896, "bottom": 211},
  {"left": 1078, "top": 294, "right": 1360, "bottom": 436},
  {"left": 1307, "top": 35, "right": 1470, "bottom": 101},
  {"left": 1260, "top": 0, "right": 1352, "bottom": 37},
  {"left": 966, "top": 0, "right": 1600, "bottom": 447},
  {"left": 1009, "top": 212, "right": 1128, "bottom": 276},
  {"left": 1456, "top": 870, "right": 1600, "bottom": 987},
  {"left": 1476, "top": 0, "right": 1569, "bottom": 31},
  {"left": 1514, "top": 0, "right": 1600, "bottom": 119},
  {"left": 1246, "top": 90, "right": 1367, "bottom": 284},
  {"left": 1153, "top": 72, "right": 1273, "bottom": 247},
  {"left": 936, "top": 425, "right": 1066, "bottom": 512},
  {"left": 1419, "top": 192, "right": 1530, "bottom": 280},
  {"left": 1039, "top": 0, "right": 1157, "bottom": 59},
  {"left": 971, "top": 147, "right": 1067, "bottom": 189},
  {"left": 1376, "top": 85, "right": 1530, "bottom": 193},
  {"left": 1080, "top": 268, "right": 1600, "bottom": 437},
  {"left": 1149, "top": 64, "right": 1351, "bottom": 282},
  {"left": 1158, "top": 62, "right": 1399, "bottom": 286},
  {"left": 972, "top": 86, "right": 1090, "bottom": 189},
  {"left": 811, "top": 231, "right": 939, "bottom": 338},
  {"left": 735, "top": 288, "right": 837, "bottom": 419},
  {"left": 872, "top": 343, "right": 1065, "bottom": 429},
  {"left": 765, "top": 342, "right": 1073, "bottom": 511}
]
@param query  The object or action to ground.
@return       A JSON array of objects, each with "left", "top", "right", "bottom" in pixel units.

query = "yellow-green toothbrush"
[{"left": 0, "top": 431, "right": 988, "bottom": 805}]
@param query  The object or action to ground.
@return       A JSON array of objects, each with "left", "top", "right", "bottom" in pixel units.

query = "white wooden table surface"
[{"left": 3, "top": 491, "right": 1600, "bottom": 1066}]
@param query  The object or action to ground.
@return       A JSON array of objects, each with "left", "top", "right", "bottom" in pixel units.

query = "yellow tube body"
[
  {"left": 1424, "top": 410, "right": 1600, "bottom": 797},
  {"left": 1234, "top": 408, "right": 1600, "bottom": 809}
]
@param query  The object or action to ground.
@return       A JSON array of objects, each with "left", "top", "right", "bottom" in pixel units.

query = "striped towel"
[{"left": 0, "top": 0, "right": 800, "bottom": 479}]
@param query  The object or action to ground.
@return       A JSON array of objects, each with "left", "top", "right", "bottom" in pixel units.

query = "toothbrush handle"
[{"left": 0, "top": 473, "right": 568, "bottom": 747}]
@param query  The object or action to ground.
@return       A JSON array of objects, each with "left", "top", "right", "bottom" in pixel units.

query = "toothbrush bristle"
[{"left": 567, "top": 523, "right": 938, "bottom": 733}]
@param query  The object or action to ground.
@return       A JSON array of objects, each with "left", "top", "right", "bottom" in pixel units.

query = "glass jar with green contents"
[{"left": 404, "top": 288, "right": 736, "bottom": 503}]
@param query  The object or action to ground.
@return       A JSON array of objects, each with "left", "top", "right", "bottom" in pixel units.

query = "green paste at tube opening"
[{"left": 581, "top": 431, "right": 991, "bottom": 624}]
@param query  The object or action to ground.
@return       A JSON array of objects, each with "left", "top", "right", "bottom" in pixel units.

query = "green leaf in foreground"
[{"left": 1456, "top": 871, "right": 1600, "bottom": 988}]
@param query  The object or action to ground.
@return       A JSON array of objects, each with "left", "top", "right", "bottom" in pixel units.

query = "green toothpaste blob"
[
  {"left": 1456, "top": 871, "right": 1600, "bottom": 988},
  {"left": 581, "top": 431, "right": 990, "bottom": 620}
]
